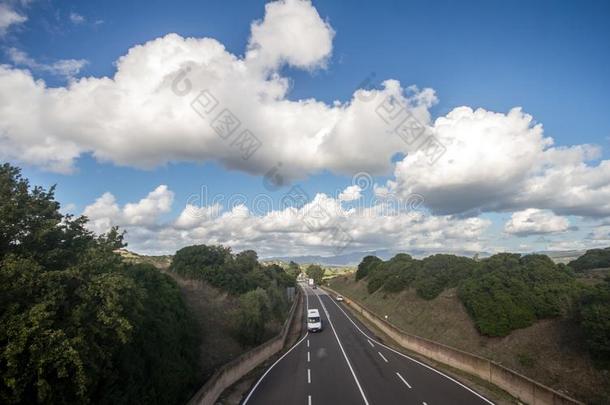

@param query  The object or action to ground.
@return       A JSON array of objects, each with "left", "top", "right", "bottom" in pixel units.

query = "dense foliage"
[
  {"left": 0, "top": 163, "right": 199, "bottom": 404},
  {"left": 170, "top": 246, "right": 295, "bottom": 294},
  {"left": 355, "top": 255, "right": 382, "bottom": 281},
  {"left": 568, "top": 248, "right": 610, "bottom": 272},
  {"left": 578, "top": 278, "right": 610, "bottom": 367},
  {"left": 364, "top": 253, "right": 476, "bottom": 298},
  {"left": 459, "top": 254, "right": 578, "bottom": 336},
  {"left": 170, "top": 244, "right": 296, "bottom": 346},
  {"left": 357, "top": 251, "right": 580, "bottom": 337},
  {"left": 306, "top": 264, "right": 325, "bottom": 285},
  {"left": 286, "top": 261, "right": 301, "bottom": 278}
]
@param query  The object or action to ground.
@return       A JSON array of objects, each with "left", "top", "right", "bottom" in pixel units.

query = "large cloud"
[
  {"left": 0, "top": 0, "right": 432, "bottom": 179},
  {"left": 389, "top": 106, "right": 610, "bottom": 217},
  {"left": 2, "top": 0, "right": 610, "bottom": 224}
]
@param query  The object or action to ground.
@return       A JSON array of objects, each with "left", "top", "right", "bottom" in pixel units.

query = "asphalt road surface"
[{"left": 242, "top": 284, "right": 494, "bottom": 405}]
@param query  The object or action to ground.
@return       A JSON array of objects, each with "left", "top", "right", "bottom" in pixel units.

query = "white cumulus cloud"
[
  {"left": 504, "top": 209, "right": 570, "bottom": 236},
  {"left": 338, "top": 185, "right": 362, "bottom": 202},
  {"left": 82, "top": 184, "right": 490, "bottom": 257}
]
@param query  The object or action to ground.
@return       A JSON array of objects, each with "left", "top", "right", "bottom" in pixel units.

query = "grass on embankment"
[{"left": 327, "top": 274, "right": 610, "bottom": 404}]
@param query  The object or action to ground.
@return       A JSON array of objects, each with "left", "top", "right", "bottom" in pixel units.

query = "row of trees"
[
  {"left": 306, "top": 264, "right": 325, "bottom": 285},
  {"left": 0, "top": 164, "right": 200, "bottom": 404},
  {"left": 170, "top": 244, "right": 296, "bottom": 346},
  {"left": 568, "top": 247, "right": 610, "bottom": 272},
  {"left": 355, "top": 250, "right": 610, "bottom": 364},
  {"left": 355, "top": 252, "right": 585, "bottom": 331}
]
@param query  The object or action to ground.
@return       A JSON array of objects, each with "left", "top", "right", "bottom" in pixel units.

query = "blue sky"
[{"left": 1, "top": 0, "right": 610, "bottom": 256}]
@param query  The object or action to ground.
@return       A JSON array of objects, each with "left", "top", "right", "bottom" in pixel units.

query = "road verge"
[
  {"left": 322, "top": 285, "right": 583, "bottom": 405},
  {"left": 187, "top": 287, "right": 303, "bottom": 405}
]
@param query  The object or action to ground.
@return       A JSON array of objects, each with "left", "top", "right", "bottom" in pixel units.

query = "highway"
[{"left": 242, "top": 284, "right": 494, "bottom": 405}]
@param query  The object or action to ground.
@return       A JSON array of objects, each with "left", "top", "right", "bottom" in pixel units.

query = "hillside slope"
[
  {"left": 328, "top": 275, "right": 609, "bottom": 404},
  {"left": 118, "top": 250, "right": 247, "bottom": 382}
]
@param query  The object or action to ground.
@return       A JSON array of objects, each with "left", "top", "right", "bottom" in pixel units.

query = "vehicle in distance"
[
  {"left": 336, "top": 295, "right": 344, "bottom": 301},
  {"left": 312, "top": 285, "right": 317, "bottom": 289},
  {"left": 307, "top": 309, "right": 323, "bottom": 332}
]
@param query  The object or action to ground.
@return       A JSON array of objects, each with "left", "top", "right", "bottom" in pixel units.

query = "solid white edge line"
[
  {"left": 242, "top": 285, "right": 310, "bottom": 404},
  {"left": 396, "top": 372, "right": 412, "bottom": 389},
  {"left": 314, "top": 291, "right": 369, "bottom": 405},
  {"left": 324, "top": 293, "right": 495, "bottom": 405},
  {"left": 378, "top": 351, "right": 389, "bottom": 363}
]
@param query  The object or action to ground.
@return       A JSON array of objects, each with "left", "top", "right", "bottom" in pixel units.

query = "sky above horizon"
[{"left": 1, "top": 0, "right": 610, "bottom": 257}]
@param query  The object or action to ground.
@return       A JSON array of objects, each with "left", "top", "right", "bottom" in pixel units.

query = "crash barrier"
[
  {"left": 187, "top": 287, "right": 303, "bottom": 405},
  {"left": 322, "top": 285, "right": 582, "bottom": 405}
]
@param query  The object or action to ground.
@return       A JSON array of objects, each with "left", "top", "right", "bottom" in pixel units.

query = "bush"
[
  {"left": 578, "top": 279, "right": 610, "bottom": 367},
  {"left": 354, "top": 250, "right": 581, "bottom": 337},
  {"left": 233, "top": 288, "right": 271, "bottom": 346},
  {"left": 413, "top": 254, "right": 475, "bottom": 300},
  {"left": 0, "top": 163, "right": 199, "bottom": 405},
  {"left": 569, "top": 247, "right": 610, "bottom": 272},
  {"left": 459, "top": 254, "right": 578, "bottom": 336},
  {"left": 356, "top": 256, "right": 382, "bottom": 280},
  {"left": 171, "top": 245, "right": 295, "bottom": 295},
  {"left": 306, "top": 264, "right": 325, "bottom": 285}
]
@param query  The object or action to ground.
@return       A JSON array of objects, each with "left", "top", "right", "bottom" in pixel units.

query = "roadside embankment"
[{"left": 323, "top": 284, "right": 583, "bottom": 405}]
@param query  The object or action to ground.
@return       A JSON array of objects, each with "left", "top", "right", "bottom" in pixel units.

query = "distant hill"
[
  {"left": 116, "top": 247, "right": 589, "bottom": 267},
  {"left": 263, "top": 249, "right": 492, "bottom": 266},
  {"left": 534, "top": 249, "right": 587, "bottom": 264}
]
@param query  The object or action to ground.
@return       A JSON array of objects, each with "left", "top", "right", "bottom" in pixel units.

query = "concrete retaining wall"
[
  {"left": 187, "top": 288, "right": 303, "bottom": 405},
  {"left": 323, "top": 286, "right": 582, "bottom": 405}
]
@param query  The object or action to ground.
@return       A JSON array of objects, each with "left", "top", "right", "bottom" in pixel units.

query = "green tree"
[
  {"left": 233, "top": 288, "right": 271, "bottom": 346},
  {"left": 578, "top": 279, "right": 610, "bottom": 367},
  {"left": 568, "top": 247, "right": 610, "bottom": 272},
  {"left": 286, "top": 261, "right": 301, "bottom": 278},
  {"left": 306, "top": 264, "right": 325, "bottom": 285},
  {"left": 356, "top": 255, "right": 382, "bottom": 281},
  {"left": 0, "top": 163, "right": 200, "bottom": 405},
  {"left": 458, "top": 253, "right": 578, "bottom": 336}
]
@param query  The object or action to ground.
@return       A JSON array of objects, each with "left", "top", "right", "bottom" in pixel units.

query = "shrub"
[
  {"left": 569, "top": 248, "right": 610, "bottom": 272},
  {"left": 458, "top": 254, "right": 578, "bottom": 336},
  {"left": 356, "top": 255, "right": 382, "bottom": 280},
  {"left": 578, "top": 279, "right": 610, "bottom": 367}
]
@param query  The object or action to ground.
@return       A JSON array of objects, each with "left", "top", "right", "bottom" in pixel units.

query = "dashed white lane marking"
[
  {"left": 367, "top": 339, "right": 374, "bottom": 348},
  {"left": 396, "top": 372, "right": 412, "bottom": 389},
  {"left": 308, "top": 395, "right": 312, "bottom": 405},
  {"left": 307, "top": 351, "right": 310, "bottom": 362},
  {"left": 308, "top": 368, "right": 311, "bottom": 384},
  {"left": 243, "top": 284, "right": 310, "bottom": 404},
  {"left": 378, "top": 351, "right": 389, "bottom": 363},
  {"left": 324, "top": 293, "right": 495, "bottom": 405},
  {"left": 423, "top": 402, "right": 428, "bottom": 405},
  {"left": 243, "top": 331, "right": 308, "bottom": 403},
  {"left": 315, "top": 292, "right": 369, "bottom": 405}
]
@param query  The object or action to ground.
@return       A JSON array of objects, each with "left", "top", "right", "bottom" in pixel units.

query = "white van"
[{"left": 307, "top": 309, "right": 323, "bottom": 332}]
